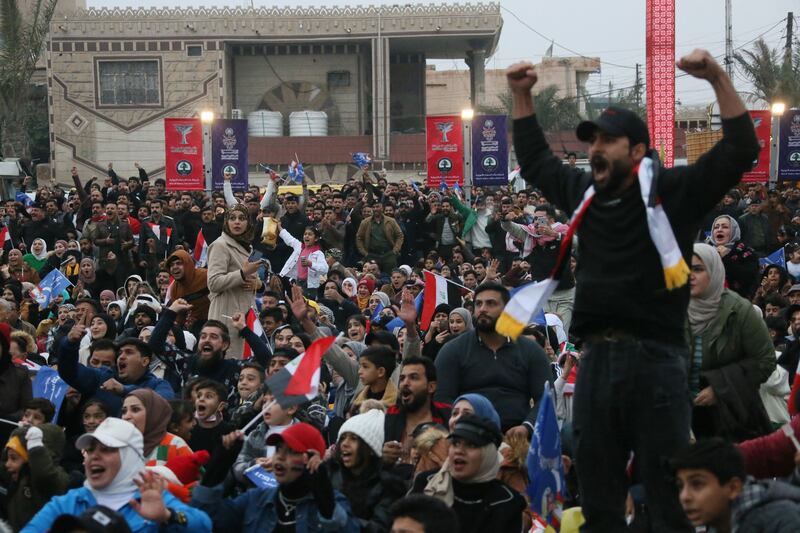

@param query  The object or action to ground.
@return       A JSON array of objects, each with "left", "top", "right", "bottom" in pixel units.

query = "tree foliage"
[
  {"left": 484, "top": 85, "right": 582, "bottom": 132},
  {"left": 734, "top": 37, "right": 800, "bottom": 107},
  {"left": 0, "top": 0, "right": 57, "bottom": 160}
]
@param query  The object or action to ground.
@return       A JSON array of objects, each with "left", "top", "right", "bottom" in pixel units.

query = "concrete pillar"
[
  {"left": 467, "top": 49, "right": 486, "bottom": 109},
  {"left": 371, "top": 37, "right": 391, "bottom": 160}
]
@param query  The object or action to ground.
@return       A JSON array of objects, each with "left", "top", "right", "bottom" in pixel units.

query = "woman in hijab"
[
  {"left": 78, "top": 313, "right": 118, "bottom": 365},
  {"left": 121, "top": 390, "right": 193, "bottom": 467},
  {"left": 422, "top": 305, "right": 469, "bottom": 360},
  {"left": 412, "top": 414, "right": 526, "bottom": 533},
  {"left": 22, "top": 238, "right": 48, "bottom": 273},
  {"left": 319, "top": 280, "right": 360, "bottom": 331},
  {"left": 21, "top": 417, "right": 210, "bottom": 532},
  {"left": 1, "top": 248, "right": 39, "bottom": 284},
  {"left": 354, "top": 278, "right": 375, "bottom": 310},
  {"left": 76, "top": 257, "right": 115, "bottom": 299},
  {"left": 688, "top": 243, "right": 776, "bottom": 441},
  {"left": 40, "top": 239, "right": 69, "bottom": 276},
  {"left": 207, "top": 204, "right": 264, "bottom": 359},
  {"left": 342, "top": 277, "right": 358, "bottom": 299},
  {"left": 708, "top": 214, "right": 759, "bottom": 298}
]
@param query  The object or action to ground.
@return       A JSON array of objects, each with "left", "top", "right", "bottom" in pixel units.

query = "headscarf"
[
  {"left": 54, "top": 240, "right": 68, "bottom": 256},
  {"left": 85, "top": 445, "right": 143, "bottom": 511},
  {"left": 342, "top": 277, "right": 358, "bottom": 298},
  {"left": 89, "top": 313, "right": 117, "bottom": 340},
  {"left": 167, "top": 249, "right": 210, "bottom": 320},
  {"left": 453, "top": 393, "right": 501, "bottom": 431},
  {"left": 100, "top": 290, "right": 115, "bottom": 302},
  {"left": 79, "top": 257, "right": 97, "bottom": 285},
  {"left": 708, "top": 215, "right": 742, "bottom": 247},
  {"left": 222, "top": 204, "right": 254, "bottom": 249},
  {"left": 23, "top": 239, "right": 48, "bottom": 271},
  {"left": 449, "top": 308, "right": 473, "bottom": 332},
  {"left": 127, "top": 389, "right": 173, "bottom": 457},
  {"left": 372, "top": 291, "right": 390, "bottom": 308},
  {"left": 688, "top": 243, "right": 725, "bottom": 335},
  {"left": 30, "top": 238, "right": 48, "bottom": 261},
  {"left": 424, "top": 443, "right": 502, "bottom": 506},
  {"left": 356, "top": 278, "right": 375, "bottom": 311},
  {"left": 343, "top": 340, "right": 368, "bottom": 358}
]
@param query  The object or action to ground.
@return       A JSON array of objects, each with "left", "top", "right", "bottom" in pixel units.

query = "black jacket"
[
  {"left": 328, "top": 460, "right": 406, "bottom": 533},
  {"left": 514, "top": 112, "right": 759, "bottom": 344}
]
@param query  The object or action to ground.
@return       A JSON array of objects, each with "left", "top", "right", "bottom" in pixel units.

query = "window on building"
[
  {"left": 327, "top": 70, "right": 350, "bottom": 88},
  {"left": 97, "top": 60, "right": 161, "bottom": 106},
  {"left": 187, "top": 45, "right": 203, "bottom": 57}
]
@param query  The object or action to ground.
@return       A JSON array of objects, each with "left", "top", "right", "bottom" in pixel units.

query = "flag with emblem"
[
  {"left": 193, "top": 229, "right": 208, "bottom": 267},
  {"left": 243, "top": 308, "right": 264, "bottom": 360}
]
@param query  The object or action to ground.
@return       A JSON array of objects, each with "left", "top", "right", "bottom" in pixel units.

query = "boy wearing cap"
[
  {"left": 508, "top": 48, "right": 759, "bottom": 532},
  {"left": 192, "top": 422, "right": 359, "bottom": 532}
]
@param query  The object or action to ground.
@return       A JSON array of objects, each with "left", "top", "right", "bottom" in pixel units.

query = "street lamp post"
[
  {"left": 770, "top": 102, "right": 785, "bottom": 190},
  {"left": 461, "top": 108, "right": 474, "bottom": 203},
  {"left": 200, "top": 110, "right": 214, "bottom": 192}
]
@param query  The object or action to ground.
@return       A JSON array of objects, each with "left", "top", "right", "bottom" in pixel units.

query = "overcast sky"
[{"left": 89, "top": 0, "right": 797, "bottom": 108}]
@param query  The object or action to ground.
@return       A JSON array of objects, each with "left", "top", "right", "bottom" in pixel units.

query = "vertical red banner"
[
  {"left": 742, "top": 110, "right": 771, "bottom": 183},
  {"left": 426, "top": 115, "right": 464, "bottom": 187},
  {"left": 646, "top": 0, "right": 675, "bottom": 167},
  {"left": 164, "top": 118, "right": 204, "bottom": 190}
]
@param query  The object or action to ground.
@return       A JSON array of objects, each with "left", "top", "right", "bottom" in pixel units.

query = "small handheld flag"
[
  {"left": 760, "top": 247, "right": 786, "bottom": 269},
  {"left": 352, "top": 152, "right": 372, "bottom": 169},
  {"left": 0, "top": 226, "right": 13, "bottom": 251},
  {"left": 288, "top": 160, "right": 305, "bottom": 183},
  {"left": 370, "top": 301, "right": 385, "bottom": 322},
  {"left": 243, "top": 308, "right": 264, "bottom": 360},
  {"left": 266, "top": 336, "right": 336, "bottom": 407},
  {"left": 193, "top": 229, "right": 208, "bottom": 267},
  {"left": 30, "top": 269, "right": 73, "bottom": 309}
]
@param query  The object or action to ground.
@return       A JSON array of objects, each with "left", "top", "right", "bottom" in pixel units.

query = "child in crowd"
[
  {"left": 233, "top": 387, "right": 301, "bottom": 483},
  {"left": 20, "top": 398, "right": 55, "bottom": 427},
  {"left": 353, "top": 346, "right": 397, "bottom": 409},
  {"left": 168, "top": 399, "right": 196, "bottom": 443},
  {"left": 230, "top": 362, "right": 265, "bottom": 428},
  {"left": 1, "top": 424, "right": 69, "bottom": 530},
  {"left": 671, "top": 438, "right": 800, "bottom": 532},
  {"left": 188, "top": 379, "right": 233, "bottom": 455}
]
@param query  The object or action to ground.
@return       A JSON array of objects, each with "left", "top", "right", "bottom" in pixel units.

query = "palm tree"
[
  {"left": 0, "top": 0, "right": 57, "bottom": 160},
  {"left": 734, "top": 37, "right": 800, "bottom": 107},
  {"left": 483, "top": 85, "right": 582, "bottom": 132}
]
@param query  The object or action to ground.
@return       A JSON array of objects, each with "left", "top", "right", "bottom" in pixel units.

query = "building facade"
[{"left": 46, "top": 3, "right": 502, "bottom": 184}]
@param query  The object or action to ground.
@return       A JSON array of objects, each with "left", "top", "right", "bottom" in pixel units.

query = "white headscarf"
[
  {"left": 31, "top": 238, "right": 48, "bottom": 261},
  {"left": 424, "top": 443, "right": 502, "bottom": 506},
  {"left": 84, "top": 445, "right": 144, "bottom": 511},
  {"left": 688, "top": 243, "right": 726, "bottom": 335},
  {"left": 342, "top": 277, "right": 358, "bottom": 298},
  {"left": 708, "top": 215, "right": 742, "bottom": 247}
]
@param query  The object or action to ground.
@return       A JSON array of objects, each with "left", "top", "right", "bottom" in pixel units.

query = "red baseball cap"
[{"left": 266, "top": 422, "right": 325, "bottom": 457}]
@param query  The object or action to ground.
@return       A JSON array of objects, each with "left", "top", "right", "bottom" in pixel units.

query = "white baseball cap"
[{"left": 76, "top": 418, "right": 144, "bottom": 458}]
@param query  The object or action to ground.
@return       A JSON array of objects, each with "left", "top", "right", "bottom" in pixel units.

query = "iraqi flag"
[
  {"left": 243, "top": 308, "right": 264, "bottom": 360},
  {"left": 193, "top": 229, "right": 208, "bottom": 267},
  {"left": 0, "top": 226, "right": 12, "bottom": 251},
  {"left": 419, "top": 271, "right": 461, "bottom": 330},
  {"left": 266, "top": 336, "right": 336, "bottom": 408},
  {"left": 148, "top": 222, "right": 161, "bottom": 240}
]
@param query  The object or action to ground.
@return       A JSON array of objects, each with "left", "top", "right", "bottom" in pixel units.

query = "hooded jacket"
[
  {"left": 0, "top": 423, "right": 69, "bottom": 530},
  {"left": 731, "top": 478, "right": 800, "bottom": 532},
  {"left": 167, "top": 249, "right": 210, "bottom": 322}
]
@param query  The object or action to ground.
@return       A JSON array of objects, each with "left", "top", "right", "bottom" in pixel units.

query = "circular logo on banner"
[
  {"left": 437, "top": 158, "right": 453, "bottom": 173},
  {"left": 176, "top": 160, "right": 193, "bottom": 176},
  {"left": 481, "top": 155, "right": 498, "bottom": 172},
  {"left": 223, "top": 164, "right": 238, "bottom": 176}
]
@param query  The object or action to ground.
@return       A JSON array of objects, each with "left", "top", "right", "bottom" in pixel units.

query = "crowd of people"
[{"left": 0, "top": 48, "right": 799, "bottom": 533}]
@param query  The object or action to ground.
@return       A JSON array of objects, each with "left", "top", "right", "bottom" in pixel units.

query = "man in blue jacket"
[{"left": 58, "top": 323, "right": 174, "bottom": 415}]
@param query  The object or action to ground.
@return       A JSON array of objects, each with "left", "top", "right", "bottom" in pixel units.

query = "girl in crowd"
[
  {"left": 121, "top": 389, "right": 193, "bottom": 467},
  {"left": 354, "top": 278, "right": 375, "bottom": 311},
  {"left": 278, "top": 223, "right": 329, "bottom": 299},
  {"left": 78, "top": 314, "right": 117, "bottom": 365}
]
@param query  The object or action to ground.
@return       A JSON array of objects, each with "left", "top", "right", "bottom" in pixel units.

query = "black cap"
[
  {"left": 576, "top": 106, "right": 650, "bottom": 149},
  {"left": 50, "top": 506, "right": 133, "bottom": 533},
  {"left": 284, "top": 192, "right": 299, "bottom": 201},
  {"left": 448, "top": 413, "right": 503, "bottom": 447},
  {"left": 115, "top": 337, "right": 154, "bottom": 359}
]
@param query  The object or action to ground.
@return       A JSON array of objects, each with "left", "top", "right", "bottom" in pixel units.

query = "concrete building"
[
  {"left": 426, "top": 56, "right": 601, "bottom": 116},
  {"left": 46, "top": 3, "right": 502, "bottom": 184}
]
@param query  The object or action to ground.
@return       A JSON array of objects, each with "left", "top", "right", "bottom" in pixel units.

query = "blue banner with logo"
[
  {"left": 472, "top": 115, "right": 508, "bottom": 186},
  {"left": 778, "top": 109, "right": 800, "bottom": 181},
  {"left": 212, "top": 119, "right": 249, "bottom": 191},
  {"left": 33, "top": 367, "right": 69, "bottom": 424}
]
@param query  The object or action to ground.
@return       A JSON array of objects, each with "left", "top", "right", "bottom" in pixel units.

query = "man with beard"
[
  {"left": 151, "top": 299, "right": 268, "bottom": 402},
  {"left": 116, "top": 305, "right": 156, "bottom": 340},
  {"left": 506, "top": 49, "right": 759, "bottom": 532},
  {"left": 434, "top": 283, "right": 551, "bottom": 436},
  {"left": 382, "top": 356, "right": 450, "bottom": 469}
]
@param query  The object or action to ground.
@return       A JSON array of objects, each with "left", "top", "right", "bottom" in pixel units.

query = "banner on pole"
[
  {"left": 212, "top": 119, "right": 249, "bottom": 191},
  {"left": 646, "top": 0, "right": 675, "bottom": 167},
  {"left": 778, "top": 109, "right": 800, "bottom": 181},
  {"left": 472, "top": 115, "right": 509, "bottom": 187},
  {"left": 742, "top": 110, "right": 771, "bottom": 183},
  {"left": 426, "top": 115, "right": 464, "bottom": 187},
  {"left": 164, "top": 118, "right": 204, "bottom": 191}
]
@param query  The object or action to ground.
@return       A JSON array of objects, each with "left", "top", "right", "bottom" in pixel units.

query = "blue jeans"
[{"left": 573, "top": 338, "right": 692, "bottom": 533}]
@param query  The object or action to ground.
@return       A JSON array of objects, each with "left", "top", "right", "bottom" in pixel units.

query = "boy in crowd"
[
  {"left": 353, "top": 346, "right": 397, "bottom": 409},
  {"left": 230, "top": 361, "right": 266, "bottom": 428},
  {"left": 671, "top": 438, "right": 800, "bottom": 532},
  {"left": 389, "top": 495, "right": 459, "bottom": 533},
  {"left": 20, "top": 398, "right": 56, "bottom": 427},
  {"left": 188, "top": 379, "right": 233, "bottom": 455}
]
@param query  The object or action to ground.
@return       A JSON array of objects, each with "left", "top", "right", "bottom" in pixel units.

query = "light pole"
[
  {"left": 461, "top": 108, "right": 474, "bottom": 203},
  {"left": 200, "top": 110, "right": 214, "bottom": 191},
  {"left": 770, "top": 102, "right": 785, "bottom": 190}
]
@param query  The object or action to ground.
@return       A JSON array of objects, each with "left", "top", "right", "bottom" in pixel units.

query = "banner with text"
[
  {"left": 426, "top": 115, "right": 464, "bottom": 187},
  {"left": 742, "top": 110, "right": 771, "bottom": 183},
  {"left": 472, "top": 115, "right": 508, "bottom": 186},
  {"left": 164, "top": 118, "right": 204, "bottom": 190},
  {"left": 778, "top": 109, "right": 800, "bottom": 181},
  {"left": 212, "top": 119, "right": 249, "bottom": 191}
]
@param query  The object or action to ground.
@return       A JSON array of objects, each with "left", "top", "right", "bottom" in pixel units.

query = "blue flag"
[
  {"left": 288, "top": 161, "right": 305, "bottom": 183},
  {"left": 32, "top": 367, "right": 69, "bottom": 424},
  {"left": 352, "top": 152, "right": 372, "bottom": 169},
  {"left": 30, "top": 269, "right": 72, "bottom": 309},
  {"left": 15, "top": 192, "right": 34, "bottom": 207},
  {"left": 371, "top": 301, "right": 385, "bottom": 321},
  {"left": 415, "top": 290, "right": 424, "bottom": 315},
  {"left": 440, "top": 180, "right": 448, "bottom": 193},
  {"left": 527, "top": 382, "right": 567, "bottom": 529},
  {"left": 410, "top": 180, "right": 420, "bottom": 193},
  {"left": 760, "top": 247, "right": 786, "bottom": 269},
  {"left": 244, "top": 465, "right": 279, "bottom": 490}
]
